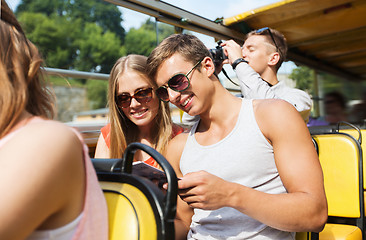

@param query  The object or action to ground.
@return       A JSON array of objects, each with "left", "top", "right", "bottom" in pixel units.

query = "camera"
[{"left": 209, "top": 40, "right": 228, "bottom": 66}]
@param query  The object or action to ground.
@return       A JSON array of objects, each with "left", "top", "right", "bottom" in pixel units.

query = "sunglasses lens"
[
  {"left": 116, "top": 88, "right": 153, "bottom": 108},
  {"left": 135, "top": 88, "right": 153, "bottom": 103},
  {"left": 117, "top": 94, "right": 131, "bottom": 108},
  {"left": 169, "top": 74, "right": 189, "bottom": 91},
  {"left": 156, "top": 87, "right": 169, "bottom": 102}
]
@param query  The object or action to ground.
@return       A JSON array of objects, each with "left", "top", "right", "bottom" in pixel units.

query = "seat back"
[
  {"left": 339, "top": 128, "right": 366, "bottom": 190},
  {"left": 312, "top": 131, "right": 364, "bottom": 239},
  {"left": 99, "top": 176, "right": 159, "bottom": 239},
  {"left": 92, "top": 142, "right": 178, "bottom": 240},
  {"left": 313, "top": 133, "right": 363, "bottom": 218}
]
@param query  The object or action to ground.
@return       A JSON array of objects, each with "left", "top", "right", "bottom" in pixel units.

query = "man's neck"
[
  {"left": 199, "top": 84, "right": 242, "bottom": 128},
  {"left": 261, "top": 68, "right": 279, "bottom": 86}
]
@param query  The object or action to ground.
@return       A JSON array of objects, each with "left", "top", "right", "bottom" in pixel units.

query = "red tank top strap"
[{"left": 100, "top": 124, "right": 111, "bottom": 148}]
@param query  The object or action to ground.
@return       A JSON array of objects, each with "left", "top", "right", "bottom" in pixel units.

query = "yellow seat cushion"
[
  {"left": 319, "top": 224, "right": 362, "bottom": 240},
  {"left": 100, "top": 181, "right": 158, "bottom": 240}
]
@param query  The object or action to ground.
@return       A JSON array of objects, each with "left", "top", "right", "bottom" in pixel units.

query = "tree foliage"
[
  {"left": 16, "top": 0, "right": 125, "bottom": 74},
  {"left": 19, "top": 12, "right": 80, "bottom": 69},
  {"left": 86, "top": 80, "right": 108, "bottom": 109},
  {"left": 74, "top": 23, "right": 123, "bottom": 73},
  {"left": 16, "top": 0, "right": 66, "bottom": 16},
  {"left": 16, "top": 0, "right": 125, "bottom": 40},
  {"left": 289, "top": 65, "right": 314, "bottom": 96},
  {"left": 124, "top": 19, "right": 175, "bottom": 56}
]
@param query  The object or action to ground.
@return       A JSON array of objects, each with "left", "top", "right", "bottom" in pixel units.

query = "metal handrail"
[{"left": 42, "top": 67, "right": 109, "bottom": 81}]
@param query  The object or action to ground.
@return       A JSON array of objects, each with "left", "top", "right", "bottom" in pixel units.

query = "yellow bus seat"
[
  {"left": 92, "top": 142, "right": 178, "bottom": 240},
  {"left": 312, "top": 132, "right": 364, "bottom": 240},
  {"left": 99, "top": 177, "right": 159, "bottom": 239},
  {"left": 339, "top": 128, "right": 365, "bottom": 190},
  {"left": 319, "top": 224, "right": 362, "bottom": 240},
  {"left": 313, "top": 133, "right": 362, "bottom": 218}
]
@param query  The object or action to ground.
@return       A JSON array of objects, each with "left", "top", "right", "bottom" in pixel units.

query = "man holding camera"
[{"left": 182, "top": 27, "right": 312, "bottom": 126}]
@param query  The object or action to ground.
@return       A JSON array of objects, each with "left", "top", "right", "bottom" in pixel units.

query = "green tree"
[
  {"left": 17, "top": 7, "right": 123, "bottom": 73},
  {"left": 67, "top": 0, "right": 125, "bottom": 41},
  {"left": 142, "top": 19, "right": 175, "bottom": 40},
  {"left": 19, "top": 12, "right": 80, "bottom": 69},
  {"left": 124, "top": 28, "right": 157, "bottom": 56},
  {"left": 86, "top": 80, "right": 108, "bottom": 109},
  {"left": 75, "top": 23, "right": 123, "bottom": 73},
  {"left": 16, "top": 0, "right": 66, "bottom": 16},
  {"left": 16, "top": 0, "right": 125, "bottom": 41},
  {"left": 289, "top": 65, "right": 314, "bottom": 96},
  {"left": 124, "top": 19, "right": 175, "bottom": 56}
]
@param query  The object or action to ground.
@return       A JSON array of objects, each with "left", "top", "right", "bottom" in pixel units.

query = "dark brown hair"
[{"left": 146, "top": 34, "right": 210, "bottom": 81}]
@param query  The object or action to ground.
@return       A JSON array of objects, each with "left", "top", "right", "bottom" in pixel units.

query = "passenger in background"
[
  {"left": 94, "top": 54, "right": 183, "bottom": 168},
  {"left": 0, "top": 0, "right": 108, "bottom": 239},
  {"left": 349, "top": 90, "right": 366, "bottom": 124},
  {"left": 182, "top": 27, "right": 312, "bottom": 126},
  {"left": 322, "top": 91, "right": 348, "bottom": 125}
]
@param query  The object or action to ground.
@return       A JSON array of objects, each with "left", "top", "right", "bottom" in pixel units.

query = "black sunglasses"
[
  {"left": 256, "top": 27, "right": 283, "bottom": 57},
  {"left": 156, "top": 59, "right": 203, "bottom": 102},
  {"left": 116, "top": 87, "right": 153, "bottom": 108}
]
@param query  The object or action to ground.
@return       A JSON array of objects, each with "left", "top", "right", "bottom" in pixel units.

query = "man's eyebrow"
[{"left": 245, "top": 43, "right": 255, "bottom": 48}]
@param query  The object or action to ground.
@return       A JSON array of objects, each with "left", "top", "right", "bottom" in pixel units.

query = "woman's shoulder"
[
  {"left": 12, "top": 119, "right": 83, "bottom": 157},
  {"left": 27, "top": 119, "right": 78, "bottom": 139}
]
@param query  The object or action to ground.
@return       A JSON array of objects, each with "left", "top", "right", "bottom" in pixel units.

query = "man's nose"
[
  {"left": 168, "top": 88, "right": 181, "bottom": 104},
  {"left": 241, "top": 48, "right": 247, "bottom": 57}
]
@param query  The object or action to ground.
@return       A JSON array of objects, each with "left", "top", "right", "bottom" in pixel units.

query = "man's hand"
[
  {"left": 221, "top": 40, "right": 244, "bottom": 64},
  {"left": 178, "top": 170, "right": 233, "bottom": 210}
]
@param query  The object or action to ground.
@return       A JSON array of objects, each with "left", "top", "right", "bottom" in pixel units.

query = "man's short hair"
[
  {"left": 246, "top": 27, "right": 288, "bottom": 70},
  {"left": 146, "top": 34, "right": 210, "bottom": 81}
]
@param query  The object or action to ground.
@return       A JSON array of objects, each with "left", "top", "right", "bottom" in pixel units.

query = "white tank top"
[{"left": 180, "top": 99, "right": 295, "bottom": 240}]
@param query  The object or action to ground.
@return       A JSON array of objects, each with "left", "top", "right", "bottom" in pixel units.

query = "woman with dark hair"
[{"left": 0, "top": 1, "right": 108, "bottom": 239}]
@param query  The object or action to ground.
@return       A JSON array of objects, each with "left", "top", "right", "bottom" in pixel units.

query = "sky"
[{"left": 5, "top": 0, "right": 296, "bottom": 74}]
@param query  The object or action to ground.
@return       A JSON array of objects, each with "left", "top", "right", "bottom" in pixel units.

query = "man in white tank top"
[{"left": 147, "top": 34, "right": 327, "bottom": 240}]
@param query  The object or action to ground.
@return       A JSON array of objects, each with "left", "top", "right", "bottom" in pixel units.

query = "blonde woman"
[
  {"left": 0, "top": 1, "right": 108, "bottom": 239},
  {"left": 95, "top": 54, "right": 183, "bottom": 168}
]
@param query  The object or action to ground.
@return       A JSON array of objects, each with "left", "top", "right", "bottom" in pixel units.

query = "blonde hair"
[
  {"left": 0, "top": 0, "right": 54, "bottom": 138},
  {"left": 108, "top": 54, "right": 173, "bottom": 158}
]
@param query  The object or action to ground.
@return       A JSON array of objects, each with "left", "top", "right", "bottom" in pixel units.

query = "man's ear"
[
  {"left": 202, "top": 57, "right": 216, "bottom": 77},
  {"left": 268, "top": 52, "right": 280, "bottom": 67}
]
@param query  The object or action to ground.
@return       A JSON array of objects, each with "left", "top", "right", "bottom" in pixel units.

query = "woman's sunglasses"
[
  {"left": 156, "top": 59, "right": 203, "bottom": 102},
  {"left": 116, "top": 87, "right": 153, "bottom": 108},
  {"left": 256, "top": 27, "right": 283, "bottom": 57}
]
